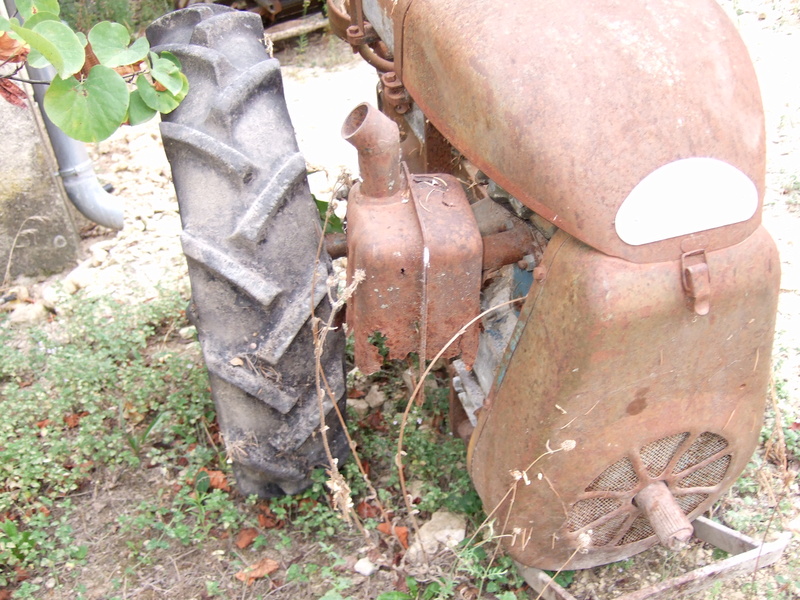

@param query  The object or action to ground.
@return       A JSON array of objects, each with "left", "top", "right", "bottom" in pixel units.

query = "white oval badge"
[{"left": 615, "top": 158, "right": 758, "bottom": 246}]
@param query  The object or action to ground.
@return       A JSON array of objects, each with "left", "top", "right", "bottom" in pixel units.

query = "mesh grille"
[
  {"left": 675, "top": 493, "right": 709, "bottom": 514},
  {"left": 617, "top": 515, "right": 655, "bottom": 546},
  {"left": 587, "top": 513, "right": 630, "bottom": 547},
  {"left": 677, "top": 455, "right": 731, "bottom": 489},
  {"left": 585, "top": 457, "right": 639, "bottom": 492},
  {"left": 673, "top": 433, "right": 729, "bottom": 474},
  {"left": 640, "top": 432, "right": 689, "bottom": 477},
  {"left": 566, "top": 498, "right": 623, "bottom": 531}
]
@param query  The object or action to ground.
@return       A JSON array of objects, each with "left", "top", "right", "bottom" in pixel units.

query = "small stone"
[
  {"left": 364, "top": 384, "right": 385, "bottom": 409},
  {"left": 406, "top": 510, "right": 467, "bottom": 564},
  {"left": 353, "top": 557, "right": 377, "bottom": 576},
  {"left": 406, "top": 479, "right": 425, "bottom": 500},
  {"left": 90, "top": 247, "right": 109, "bottom": 267},
  {"left": 179, "top": 326, "right": 197, "bottom": 340},
  {"left": 41, "top": 284, "right": 64, "bottom": 307},
  {"left": 402, "top": 368, "right": 439, "bottom": 397},
  {"left": 9, "top": 301, "right": 49, "bottom": 324},
  {"left": 347, "top": 398, "right": 369, "bottom": 418},
  {"left": 64, "top": 263, "right": 95, "bottom": 292}
]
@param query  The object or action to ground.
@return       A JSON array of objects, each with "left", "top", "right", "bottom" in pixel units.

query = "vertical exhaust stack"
[
  {"left": 342, "top": 103, "right": 405, "bottom": 198},
  {"left": 342, "top": 102, "right": 422, "bottom": 373}
]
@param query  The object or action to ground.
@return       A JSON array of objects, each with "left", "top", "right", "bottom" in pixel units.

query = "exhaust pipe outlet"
[
  {"left": 342, "top": 103, "right": 404, "bottom": 198},
  {"left": 28, "top": 64, "right": 124, "bottom": 230}
]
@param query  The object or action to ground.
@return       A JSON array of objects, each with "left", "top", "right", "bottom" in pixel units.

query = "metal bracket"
[
  {"left": 681, "top": 249, "right": 711, "bottom": 316},
  {"left": 515, "top": 517, "right": 791, "bottom": 600},
  {"left": 345, "top": 0, "right": 379, "bottom": 46},
  {"left": 380, "top": 71, "right": 411, "bottom": 115}
]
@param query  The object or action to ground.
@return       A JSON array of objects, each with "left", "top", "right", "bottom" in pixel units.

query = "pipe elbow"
[
  {"left": 342, "top": 103, "right": 404, "bottom": 198},
  {"left": 61, "top": 164, "right": 124, "bottom": 231}
]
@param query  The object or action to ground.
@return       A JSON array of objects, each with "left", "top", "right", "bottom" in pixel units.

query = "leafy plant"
[
  {"left": 0, "top": 0, "right": 186, "bottom": 141},
  {"left": 0, "top": 290, "right": 211, "bottom": 587}
]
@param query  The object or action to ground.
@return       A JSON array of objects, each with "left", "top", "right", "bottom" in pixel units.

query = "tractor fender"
[{"left": 396, "top": 0, "right": 765, "bottom": 263}]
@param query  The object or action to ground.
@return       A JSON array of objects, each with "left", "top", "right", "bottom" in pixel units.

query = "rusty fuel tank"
[
  {"left": 370, "top": 0, "right": 765, "bottom": 264},
  {"left": 467, "top": 226, "right": 780, "bottom": 569}
]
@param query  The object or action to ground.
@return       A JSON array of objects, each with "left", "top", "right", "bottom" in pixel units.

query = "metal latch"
[{"left": 681, "top": 249, "right": 711, "bottom": 316}]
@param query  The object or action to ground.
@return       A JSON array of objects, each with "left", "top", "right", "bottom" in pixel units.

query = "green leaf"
[
  {"left": 544, "top": 569, "right": 575, "bottom": 588},
  {"left": 136, "top": 72, "right": 188, "bottom": 114},
  {"left": 0, "top": 16, "right": 11, "bottom": 31},
  {"left": 26, "top": 48, "right": 49, "bottom": 68},
  {"left": 315, "top": 198, "right": 344, "bottom": 234},
  {"left": 15, "top": 0, "right": 60, "bottom": 21},
  {"left": 150, "top": 55, "right": 184, "bottom": 95},
  {"left": 421, "top": 582, "right": 442, "bottom": 600},
  {"left": 127, "top": 89, "right": 156, "bottom": 126},
  {"left": 376, "top": 593, "right": 413, "bottom": 600},
  {"left": 88, "top": 21, "right": 149, "bottom": 68},
  {"left": 44, "top": 66, "right": 129, "bottom": 142},
  {"left": 22, "top": 10, "right": 58, "bottom": 29},
  {"left": 11, "top": 19, "right": 84, "bottom": 79},
  {"left": 157, "top": 50, "right": 181, "bottom": 69},
  {"left": 194, "top": 469, "right": 210, "bottom": 494}
]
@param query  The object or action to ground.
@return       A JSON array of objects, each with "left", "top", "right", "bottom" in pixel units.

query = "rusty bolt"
[
  {"left": 533, "top": 266, "right": 547, "bottom": 281},
  {"left": 517, "top": 253, "right": 537, "bottom": 271}
]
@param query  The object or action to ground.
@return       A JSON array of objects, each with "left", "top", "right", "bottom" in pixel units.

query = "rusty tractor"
[{"left": 147, "top": 0, "right": 780, "bottom": 574}]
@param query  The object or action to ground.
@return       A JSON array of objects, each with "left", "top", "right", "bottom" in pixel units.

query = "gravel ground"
[{"left": 6, "top": 2, "right": 799, "bottom": 598}]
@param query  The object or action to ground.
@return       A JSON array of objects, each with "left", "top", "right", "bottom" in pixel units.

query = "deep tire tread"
[{"left": 147, "top": 7, "right": 348, "bottom": 497}]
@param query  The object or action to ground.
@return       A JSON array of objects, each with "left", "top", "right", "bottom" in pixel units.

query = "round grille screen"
[{"left": 565, "top": 431, "right": 732, "bottom": 549}]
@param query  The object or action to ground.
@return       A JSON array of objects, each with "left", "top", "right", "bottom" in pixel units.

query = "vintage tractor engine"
[{"left": 332, "top": 0, "right": 780, "bottom": 570}]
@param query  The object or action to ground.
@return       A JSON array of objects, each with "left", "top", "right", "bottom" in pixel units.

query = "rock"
[
  {"left": 353, "top": 557, "right": 377, "bottom": 576},
  {"left": 347, "top": 398, "right": 369, "bottom": 418},
  {"left": 9, "top": 301, "right": 49, "bottom": 324},
  {"left": 178, "top": 326, "right": 197, "bottom": 340},
  {"left": 90, "top": 247, "right": 109, "bottom": 267},
  {"left": 0, "top": 285, "right": 30, "bottom": 312},
  {"left": 364, "top": 384, "right": 385, "bottom": 409},
  {"left": 405, "top": 510, "right": 467, "bottom": 564},
  {"left": 406, "top": 480, "right": 425, "bottom": 500},
  {"left": 41, "top": 284, "right": 65, "bottom": 308},
  {"left": 401, "top": 368, "right": 439, "bottom": 398},
  {"left": 63, "top": 263, "right": 95, "bottom": 293}
]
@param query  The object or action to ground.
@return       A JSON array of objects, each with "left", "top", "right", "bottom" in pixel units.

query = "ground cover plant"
[{"left": 0, "top": 284, "right": 796, "bottom": 599}]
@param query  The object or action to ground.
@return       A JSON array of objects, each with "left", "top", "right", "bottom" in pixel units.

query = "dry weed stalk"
[
  {"left": 309, "top": 182, "right": 396, "bottom": 541},
  {"left": 308, "top": 187, "right": 584, "bottom": 584},
  {"left": 745, "top": 375, "right": 799, "bottom": 594}
]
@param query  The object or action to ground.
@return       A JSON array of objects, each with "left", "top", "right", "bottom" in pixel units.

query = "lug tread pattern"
[{"left": 147, "top": 6, "right": 348, "bottom": 496}]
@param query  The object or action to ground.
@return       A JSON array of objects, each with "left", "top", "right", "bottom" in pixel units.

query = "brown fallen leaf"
[
  {"left": 0, "top": 78, "right": 27, "bottom": 109},
  {"left": 63, "top": 411, "right": 89, "bottom": 428},
  {"left": 256, "top": 504, "right": 284, "bottom": 529},
  {"left": 0, "top": 31, "right": 29, "bottom": 63},
  {"left": 235, "top": 556, "right": 279, "bottom": 585},
  {"left": 377, "top": 522, "right": 409, "bottom": 549},
  {"left": 235, "top": 527, "right": 259, "bottom": 549},
  {"left": 356, "top": 500, "right": 380, "bottom": 519},
  {"left": 199, "top": 467, "right": 231, "bottom": 492}
]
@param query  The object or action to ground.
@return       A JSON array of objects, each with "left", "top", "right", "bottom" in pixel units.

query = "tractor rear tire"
[{"left": 147, "top": 6, "right": 349, "bottom": 497}]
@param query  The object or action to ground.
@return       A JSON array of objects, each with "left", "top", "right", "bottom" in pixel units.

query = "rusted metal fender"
[
  {"left": 388, "top": 0, "right": 765, "bottom": 263},
  {"left": 467, "top": 226, "right": 780, "bottom": 569}
]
